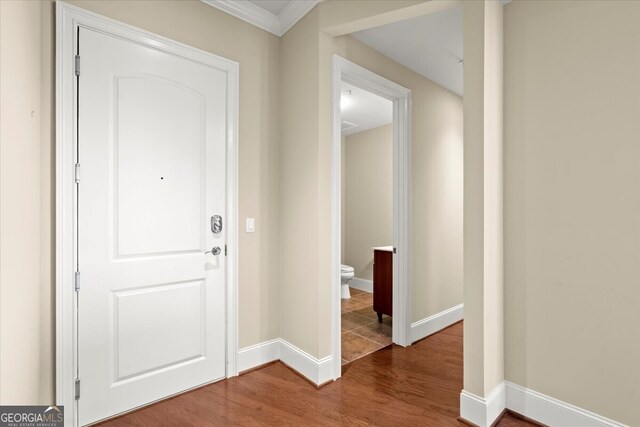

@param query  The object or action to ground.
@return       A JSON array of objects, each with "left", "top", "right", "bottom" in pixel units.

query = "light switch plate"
[{"left": 246, "top": 218, "right": 255, "bottom": 233}]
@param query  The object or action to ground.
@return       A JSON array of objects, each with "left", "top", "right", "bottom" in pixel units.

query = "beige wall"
[
  {"left": 504, "top": 1, "right": 640, "bottom": 424},
  {"left": 0, "top": 0, "right": 44, "bottom": 404},
  {"left": 320, "top": 0, "right": 460, "bottom": 37},
  {"left": 1, "top": 0, "right": 282, "bottom": 404},
  {"left": 279, "top": 7, "right": 325, "bottom": 356},
  {"left": 483, "top": 0, "right": 504, "bottom": 398},
  {"left": 343, "top": 124, "right": 393, "bottom": 280}
]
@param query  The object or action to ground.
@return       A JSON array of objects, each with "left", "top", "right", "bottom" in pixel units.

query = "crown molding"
[
  {"left": 201, "top": 0, "right": 320, "bottom": 37},
  {"left": 278, "top": 0, "right": 319, "bottom": 35}
]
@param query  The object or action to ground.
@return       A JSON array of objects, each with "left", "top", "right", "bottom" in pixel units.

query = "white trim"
[
  {"left": 237, "top": 339, "right": 280, "bottom": 373},
  {"left": 280, "top": 340, "right": 334, "bottom": 386},
  {"left": 331, "top": 55, "right": 412, "bottom": 383},
  {"left": 278, "top": 0, "right": 321, "bottom": 35},
  {"left": 237, "top": 339, "right": 333, "bottom": 386},
  {"left": 410, "top": 304, "right": 463, "bottom": 343},
  {"left": 347, "top": 277, "right": 373, "bottom": 293},
  {"left": 461, "top": 381, "right": 628, "bottom": 427},
  {"left": 55, "top": 5, "right": 78, "bottom": 424},
  {"left": 55, "top": 3, "right": 239, "bottom": 425},
  {"left": 460, "top": 383, "right": 506, "bottom": 427},
  {"left": 200, "top": 0, "right": 320, "bottom": 37},
  {"left": 505, "top": 382, "right": 628, "bottom": 427},
  {"left": 392, "top": 75, "right": 412, "bottom": 349},
  {"left": 225, "top": 40, "right": 240, "bottom": 380}
]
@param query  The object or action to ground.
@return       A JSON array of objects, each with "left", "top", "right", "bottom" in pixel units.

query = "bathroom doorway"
[
  {"left": 331, "top": 56, "right": 412, "bottom": 372},
  {"left": 339, "top": 81, "right": 395, "bottom": 364}
]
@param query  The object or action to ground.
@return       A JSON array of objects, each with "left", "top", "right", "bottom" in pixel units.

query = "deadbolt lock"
[{"left": 211, "top": 215, "right": 223, "bottom": 234}]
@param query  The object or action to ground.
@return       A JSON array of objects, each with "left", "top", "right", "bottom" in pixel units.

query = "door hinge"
[
  {"left": 74, "top": 271, "right": 80, "bottom": 292},
  {"left": 393, "top": 247, "right": 397, "bottom": 254},
  {"left": 74, "top": 163, "right": 80, "bottom": 183},
  {"left": 74, "top": 378, "right": 80, "bottom": 400},
  {"left": 224, "top": 244, "right": 227, "bottom": 256},
  {"left": 75, "top": 55, "right": 80, "bottom": 76}
]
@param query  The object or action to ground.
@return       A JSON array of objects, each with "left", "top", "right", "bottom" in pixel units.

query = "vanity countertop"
[{"left": 372, "top": 246, "right": 393, "bottom": 252}]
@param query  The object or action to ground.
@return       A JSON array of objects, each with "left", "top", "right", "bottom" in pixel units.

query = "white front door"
[{"left": 77, "top": 27, "right": 227, "bottom": 425}]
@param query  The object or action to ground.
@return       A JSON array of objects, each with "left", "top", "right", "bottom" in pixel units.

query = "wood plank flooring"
[{"left": 99, "top": 322, "right": 538, "bottom": 426}]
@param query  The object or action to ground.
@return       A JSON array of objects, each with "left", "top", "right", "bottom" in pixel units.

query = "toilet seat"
[{"left": 340, "top": 264, "right": 354, "bottom": 273}]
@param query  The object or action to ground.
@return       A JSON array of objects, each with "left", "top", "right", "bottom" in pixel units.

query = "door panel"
[
  {"left": 78, "top": 27, "right": 227, "bottom": 425},
  {"left": 115, "top": 75, "right": 206, "bottom": 257},
  {"left": 113, "top": 280, "right": 205, "bottom": 382}
]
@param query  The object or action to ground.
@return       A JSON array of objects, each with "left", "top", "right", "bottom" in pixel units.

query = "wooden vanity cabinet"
[{"left": 373, "top": 249, "right": 392, "bottom": 322}]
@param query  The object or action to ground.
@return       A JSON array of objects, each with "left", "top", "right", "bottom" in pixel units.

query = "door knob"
[{"left": 205, "top": 246, "right": 221, "bottom": 256}]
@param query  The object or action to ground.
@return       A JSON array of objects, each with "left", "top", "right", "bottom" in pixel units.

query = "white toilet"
[{"left": 340, "top": 264, "right": 355, "bottom": 299}]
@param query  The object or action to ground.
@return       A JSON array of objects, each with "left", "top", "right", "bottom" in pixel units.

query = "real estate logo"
[{"left": 0, "top": 406, "right": 64, "bottom": 427}]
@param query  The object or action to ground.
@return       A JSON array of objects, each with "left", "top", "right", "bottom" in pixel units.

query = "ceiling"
[
  {"left": 249, "top": 0, "right": 291, "bottom": 15},
  {"left": 340, "top": 82, "right": 393, "bottom": 137},
  {"left": 204, "top": 2, "right": 462, "bottom": 94},
  {"left": 352, "top": 5, "right": 463, "bottom": 96}
]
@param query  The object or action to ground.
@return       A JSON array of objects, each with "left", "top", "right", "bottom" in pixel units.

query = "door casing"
[{"left": 55, "top": 3, "right": 239, "bottom": 425}]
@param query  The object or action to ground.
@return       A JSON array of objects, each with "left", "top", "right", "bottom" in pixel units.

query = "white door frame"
[
  {"left": 330, "top": 55, "right": 412, "bottom": 380},
  {"left": 55, "top": 3, "right": 239, "bottom": 425}
]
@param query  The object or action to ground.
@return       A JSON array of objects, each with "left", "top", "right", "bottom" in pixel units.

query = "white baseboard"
[
  {"left": 348, "top": 277, "right": 373, "bottom": 293},
  {"left": 505, "top": 381, "right": 626, "bottom": 427},
  {"left": 237, "top": 338, "right": 280, "bottom": 373},
  {"left": 460, "top": 381, "right": 627, "bottom": 427},
  {"left": 237, "top": 339, "right": 333, "bottom": 386},
  {"left": 410, "top": 303, "right": 463, "bottom": 343},
  {"left": 279, "top": 340, "right": 333, "bottom": 385},
  {"left": 460, "top": 382, "right": 505, "bottom": 427}
]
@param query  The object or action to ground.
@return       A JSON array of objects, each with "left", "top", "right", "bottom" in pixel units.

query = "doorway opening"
[
  {"left": 339, "top": 82, "right": 395, "bottom": 364},
  {"left": 331, "top": 56, "right": 412, "bottom": 376}
]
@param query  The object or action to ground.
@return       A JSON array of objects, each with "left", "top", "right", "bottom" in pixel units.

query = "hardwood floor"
[{"left": 99, "top": 322, "right": 537, "bottom": 426}]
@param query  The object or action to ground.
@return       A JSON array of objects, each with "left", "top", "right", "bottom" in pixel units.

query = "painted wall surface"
[
  {"left": 2, "top": 0, "right": 282, "bottom": 404},
  {"left": 279, "top": 7, "right": 323, "bottom": 356},
  {"left": 0, "top": 0, "right": 43, "bottom": 404},
  {"left": 504, "top": 1, "right": 640, "bottom": 424},
  {"left": 461, "top": 0, "right": 504, "bottom": 398},
  {"left": 343, "top": 124, "right": 393, "bottom": 280},
  {"left": 461, "top": 0, "right": 485, "bottom": 397},
  {"left": 483, "top": 0, "right": 504, "bottom": 398},
  {"left": 322, "top": 33, "right": 464, "bottom": 328}
]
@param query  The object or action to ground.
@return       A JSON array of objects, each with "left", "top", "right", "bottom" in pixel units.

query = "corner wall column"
[{"left": 460, "top": 1, "right": 505, "bottom": 426}]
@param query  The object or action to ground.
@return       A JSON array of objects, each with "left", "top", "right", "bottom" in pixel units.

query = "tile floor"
[{"left": 341, "top": 287, "right": 392, "bottom": 365}]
